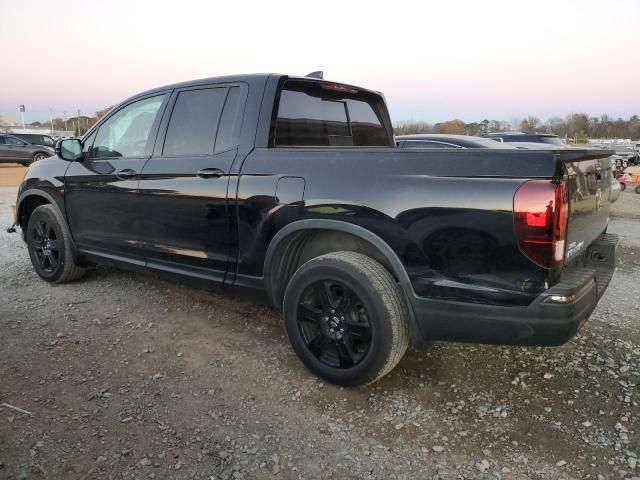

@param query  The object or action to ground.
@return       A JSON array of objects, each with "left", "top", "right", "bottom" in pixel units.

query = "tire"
[
  {"left": 33, "top": 152, "right": 48, "bottom": 162},
  {"left": 283, "top": 251, "right": 410, "bottom": 386},
  {"left": 635, "top": 185, "right": 640, "bottom": 195},
  {"left": 620, "top": 182, "right": 626, "bottom": 192},
  {"left": 26, "top": 204, "right": 86, "bottom": 283}
]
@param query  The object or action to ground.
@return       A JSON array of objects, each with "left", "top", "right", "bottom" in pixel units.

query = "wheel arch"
[
  {"left": 16, "top": 189, "right": 65, "bottom": 240},
  {"left": 264, "top": 219, "right": 413, "bottom": 306}
]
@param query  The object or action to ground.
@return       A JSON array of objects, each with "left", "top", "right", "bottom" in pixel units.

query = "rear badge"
[{"left": 566, "top": 241, "right": 585, "bottom": 260}]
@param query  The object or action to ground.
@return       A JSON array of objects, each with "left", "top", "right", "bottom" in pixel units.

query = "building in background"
[
  {"left": 0, "top": 115, "right": 17, "bottom": 127},
  {"left": 7, "top": 126, "right": 75, "bottom": 137},
  {"left": 588, "top": 138, "right": 633, "bottom": 146}
]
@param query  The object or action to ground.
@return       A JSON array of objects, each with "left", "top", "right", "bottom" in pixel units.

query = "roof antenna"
[{"left": 305, "top": 71, "right": 323, "bottom": 79}]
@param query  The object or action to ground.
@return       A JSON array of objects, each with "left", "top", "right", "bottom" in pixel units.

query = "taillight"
[{"left": 513, "top": 180, "right": 568, "bottom": 270}]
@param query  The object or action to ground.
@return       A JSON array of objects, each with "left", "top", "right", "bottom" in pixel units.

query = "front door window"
[{"left": 91, "top": 95, "right": 165, "bottom": 158}]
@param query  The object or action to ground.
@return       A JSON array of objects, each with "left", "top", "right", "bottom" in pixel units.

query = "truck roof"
[{"left": 122, "top": 73, "right": 382, "bottom": 105}]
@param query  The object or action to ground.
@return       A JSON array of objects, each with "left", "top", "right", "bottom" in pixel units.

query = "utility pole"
[
  {"left": 64, "top": 110, "right": 67, "bottom": 131},
  {"left": 78, "top": 109, "right": 81, "bottom": 134},
  {"left": 49, "top": 109, "right": 54, "bottom": 135},
  {"left": 19, "top": 104, "right": 25, "bottom": 129}
]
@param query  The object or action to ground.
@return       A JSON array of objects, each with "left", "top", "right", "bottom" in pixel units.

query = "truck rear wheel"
[{"left": 283, "top": 251, "right": 409, "bottom": 386}]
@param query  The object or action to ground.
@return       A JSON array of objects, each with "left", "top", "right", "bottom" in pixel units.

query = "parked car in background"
[
  {"left": 610, "top": 154, "right": 630, "bottom": 171},
  {"left": 622, "top": 166, "right": 640, "bottom": 194},
  {"left": 615, "top": 171, "right": 629, "bottom": 191},
  {"left": 10, "top": 133, "right": 57, "bottom": 148},
  {"left": 509, "top": 137, "right": 622, "bottom": 202},
  {"left": 506, "top": 142, "right": 562, "bottom": 150},
  {"left": 396, "top": 134, "right": 516, "bottom": 149},
  {"left": 0, "top": 134, "right": 54, "bottom": 166},
  {"left": 14, "top": 73, "right": 618, "bottom": 386},
  {"left": 485, "top": 132, "right": 569, "bottom": 146}
]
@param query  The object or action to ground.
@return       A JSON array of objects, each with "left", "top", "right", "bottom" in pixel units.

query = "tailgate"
[{"left": 562, "top": 150, "right": 614, "bottom": 263}]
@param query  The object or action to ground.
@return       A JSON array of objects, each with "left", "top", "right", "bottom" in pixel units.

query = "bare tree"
[{"left": 391, "top": 113, "right": 640, "bottom": 140}]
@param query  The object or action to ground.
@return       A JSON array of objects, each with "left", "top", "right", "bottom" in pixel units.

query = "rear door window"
[
  {"left": 274, "top": 81, "right": 392, "bottom": 147},
  {"left": 5, "top": 136, "right": 24, "bottom": 146},
  {"left": 163, "top": 88, "right": 227, "bottom": 156},
  {"left": 213, "top": 86, "right": 243, "bottom": 153}
]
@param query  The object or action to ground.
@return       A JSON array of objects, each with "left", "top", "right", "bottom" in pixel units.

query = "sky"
[{"left": 1, "top": 0, "right": 639, "bottom": 125}]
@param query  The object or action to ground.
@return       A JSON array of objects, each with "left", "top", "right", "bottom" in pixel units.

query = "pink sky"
[{"left": 1, "top": 0, "right": 638, "bottom": 124}]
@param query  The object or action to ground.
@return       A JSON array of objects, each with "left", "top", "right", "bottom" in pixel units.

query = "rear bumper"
[{"left": 409, "top": 233, "right": 618, "bottom": 346}]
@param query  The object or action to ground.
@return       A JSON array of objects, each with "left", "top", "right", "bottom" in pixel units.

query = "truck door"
[
  {"left": 64, "top": 94, "right": 168, "bottom": 260},
  {"left": 137, "top": 84, "right": 246, "bottom": 286}
]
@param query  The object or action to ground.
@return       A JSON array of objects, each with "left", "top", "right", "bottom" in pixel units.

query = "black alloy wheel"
[
  {"left": 283, "top": 251, "right": 409, "bottom": 386},
  {"left": 26, "top": 204, "right": 86, "bottom": 283},
  {"left": 297, "top": 279, "right": 372, "bottom": 369},
  {"left": 30, "top": 218, "right": 60, "bottom": 274}
]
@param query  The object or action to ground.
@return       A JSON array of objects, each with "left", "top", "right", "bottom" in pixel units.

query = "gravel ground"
[{"left": 1, "top": 165, "right": 640, "bottom": 480}]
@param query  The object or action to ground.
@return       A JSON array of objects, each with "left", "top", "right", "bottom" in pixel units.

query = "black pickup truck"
[{"left": 14, "top": 73, "right": 618, "bottom": 386}]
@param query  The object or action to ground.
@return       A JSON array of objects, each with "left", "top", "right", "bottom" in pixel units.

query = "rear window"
[
  {"left": 539, "top": 136, "right": 566, "bottom": 146},
  {"left": 274, "top": 81, "right": 392, "bottom": 147}
]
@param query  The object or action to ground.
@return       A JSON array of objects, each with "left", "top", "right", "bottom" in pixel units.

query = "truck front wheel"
[
  {"left": 283, "top": 251, "right": 409, "bottom": 386},
  {"left": 26, "top": 204, "right": 86, "bottom": 283}
]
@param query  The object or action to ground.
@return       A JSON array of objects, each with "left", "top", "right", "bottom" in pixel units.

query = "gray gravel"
[{"left": 0, "top": 179, "right": 639, "bottom": 480}]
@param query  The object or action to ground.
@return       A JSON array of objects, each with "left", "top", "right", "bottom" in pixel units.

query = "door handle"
[
  {"left": 116, "top": 168, "right": 137, "bottom": 180},
  {"left": 196, "top": 168, "right": 224, "bottom": 179}
]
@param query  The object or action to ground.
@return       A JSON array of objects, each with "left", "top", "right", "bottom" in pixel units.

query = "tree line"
[
  {"left": 31, "top": 107, "right": 640, "bottom": 142},
  {"left": 394, "top": 114, "right": 640, "bottom": 142}
]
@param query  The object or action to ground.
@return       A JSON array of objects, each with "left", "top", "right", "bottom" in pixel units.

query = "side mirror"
[{"left": 56, "top": 138, "right": 83, "bottom": 161}]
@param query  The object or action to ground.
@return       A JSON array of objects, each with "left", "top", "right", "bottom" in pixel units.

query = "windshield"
[
  {"left": 500, "top": 135, "right": 567, "bottom": 146},
  {"left": 539, "top": 136, "right": 566, "bottom": 146},
  {"left": 475, "top": 139, "right": 515, "bottom": 149}
]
